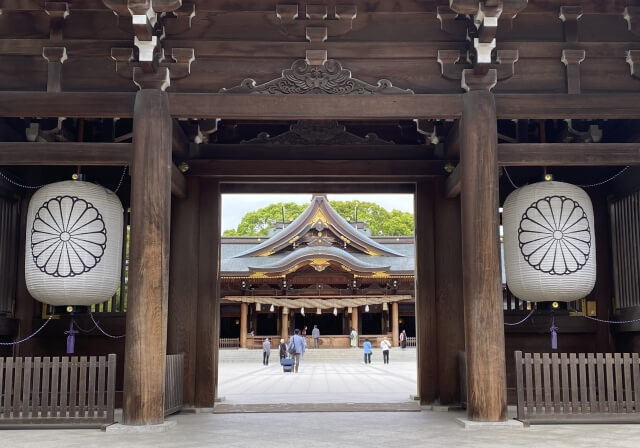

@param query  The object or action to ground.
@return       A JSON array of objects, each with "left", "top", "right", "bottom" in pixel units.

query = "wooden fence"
[
  {"left": 406, "top": 336, "right": 417, "bottom": 347},
  {"left": 164, "top": 353, "right": 184, "bottom": 416},
  {"left": 515, "top": 351, "right": 640, "bottom": 423},
  {"left": 219, "top": 338, "right": 239, "bottom": 349},
  {"left": 0, "top": 354, "right": 116, "bottom": 427}
]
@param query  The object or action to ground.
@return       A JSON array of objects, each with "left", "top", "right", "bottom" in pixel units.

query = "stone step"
[{"left": 219, "top": 348, "right": 417, "bottom": 363}]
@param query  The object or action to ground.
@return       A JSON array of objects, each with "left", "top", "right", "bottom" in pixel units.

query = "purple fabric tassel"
[
  {"left": 65, "top": 320, "right": 78, "bottom": 354},
  {"left": 550, "top": 316, "right": 558, "bottom": 350}
]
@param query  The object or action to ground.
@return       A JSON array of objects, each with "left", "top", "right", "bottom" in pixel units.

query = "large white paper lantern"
[
  {"left": 25, "top": 180, "right": 124, "bottom": 306},
  {"left": 503, "top": 180, "right": 596, "bottom": 302}
]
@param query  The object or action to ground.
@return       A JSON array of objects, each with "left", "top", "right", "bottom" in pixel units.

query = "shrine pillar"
[
  {"left": 281, "top": 307, "right": 289, "bottom": 341},
  {"left": 240, "top": 303, "right": 248, "bottom": 348},
  {"left": 168, "top": 177, "right": 200, "bottom": 406},
  {"left": 195, "top": 179, "right": 221, "bottom": 407},
  {"left": 459, "top": 83, "right": 507, "bottom": 421},
  {"left": 391, "top": 302, "right": 399, "bottom": 347},
  {"left": 123, "top": 89, "right": 172, "bottom": 425},
  {"left": 351, "top": 307, "right": 359, "bottom": 338},
  {"left": 415, "top": 181, "right": 438, "bottom": 404}
]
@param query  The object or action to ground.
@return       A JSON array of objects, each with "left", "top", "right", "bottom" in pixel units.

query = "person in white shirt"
[{"left": 380, "top": 337, "right": 391, "bottom": 364}]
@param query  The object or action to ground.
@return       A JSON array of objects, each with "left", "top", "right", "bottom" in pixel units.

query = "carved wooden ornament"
[{"left": 220, "top": 59, "right": 414, "bottom": 95}]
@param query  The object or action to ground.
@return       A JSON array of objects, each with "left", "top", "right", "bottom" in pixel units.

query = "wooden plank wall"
[
  {"left": 0, "top": 354, "right": 116, "bottom": 427},
  {"left": 515, "top": 351, "right": 640, "bottom": 423}
]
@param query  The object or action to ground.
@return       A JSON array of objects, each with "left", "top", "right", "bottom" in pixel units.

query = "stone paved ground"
[{"left": 3, "top": 356, "right": 640, "bottom": 447}]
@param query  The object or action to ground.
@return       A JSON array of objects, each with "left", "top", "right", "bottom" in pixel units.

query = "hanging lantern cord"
[
  {"left": 0, "top": 317, "right": 52, "bottom": 345},
  {"left": 582, "top": 314, "right": 640, "bottom": 325},
  {"left": 73, "top": 318, "right": 99, "bottom": 334},
  {"left": 0, "top": 169, "right": 45, "bottom": 190},
  {"left": 503, "top": 308, "right": 535, "bottom": 326},
  {"left": 89, "top": 312, "right": 125, "bottom": 339},
  {"left": 113, "top": 166, "right": 128, "bottom": 193}
]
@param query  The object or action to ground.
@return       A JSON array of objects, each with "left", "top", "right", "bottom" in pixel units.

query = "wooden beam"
[
  {"left": 498, "top": 143, "right": 640, "bottom": 166},
  {"left": 444, "top": 121, "right": 461, "bottom": 158},
  {"left": 197, "top": 144, "right": 433, "bottom": 160},
  {"left": 1, "top": 92, "right": 639, "bottom": 120},
  {"left": 495, "top": 94, "right": 640, "bottom": 119},
  {"left": 168, "top": 93, "right": 463, "bottom": 120},
  {"left": 187, "top": 160, "right": 446, "bottom": 177},
  {"left": 444, "top": 164, "right": 461, "bottom": 198},
  {"left": 415, "top": 180, "right": 438, "bottom": 405},
  {"left": 195, "top": 179, "right": 221, "bottom": 407},
  {"left": 220, "top": 183, "right": 416, "bottom": 194},
  {"left": 0, "top": 142, "right": 131, "bottom": 165},
  {"left": 0, "top": 92, "right": 135, "bottom": 118},
  {"left": 434, "top": 178, "right": 465, "bottom": 405},
  {"left": 167, "top": 176, "right": 200, "bottom": 406},
  {"left": 172, "top": 119, "right": 189, "bottom": 158},
  {"left": 460, "top": 90, "right": 506, "bottom": 422},
  {"left": 123, "top": 89, "right": 172, "bottom": 426},
  {"left": 171, "top": 163, "right": 187, "bottom": 199}
]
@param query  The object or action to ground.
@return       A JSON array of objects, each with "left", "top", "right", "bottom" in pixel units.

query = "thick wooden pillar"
[
  {"left": 167, "top": 177, "right": 200, "bottom": 406},
  {"left": 240, "top": 303, "right": 248, "bottom": 348},
  {"left": 195, "top": 179, "right": 220, "bottom": 407},
  {"left": 123, "top": 89, "right": 172, "bottom": 425},
  {"left": 460, "top": 90, "right": 506, "bottom": 421},
  {"left": 435, "top": 179, "right": 465, "bottom": 405},
  {"left": 415, "top": 181, "right": 438, "bottom": 404},
  {"left": 391, "top": 302, "right": 399, "bottom": 347},
  {"left": 281, "top": 308, "right": 289, "bottom": 341}
]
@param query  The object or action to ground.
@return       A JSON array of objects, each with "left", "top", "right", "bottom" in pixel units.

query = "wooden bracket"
[
  {"left": 273, "top": 3, "right": 357, "bottom": 39},
  {"left": 461, "top": 68, "right": 498, "bottom": 91},
  {"left": 562, "top": 49, "right": 586, "bottom": 94},
  {"left": 438, "top": 49, "right": 517, "bottom": 82},
  {"left": 305, "top": 49, "right": 327, "bottom": 66},
  {"left": 133, "top": 66, "right": 170, "bottom": 90},
  {"left": 627, "top": 50, "right": 640, "bottom": 80},
  {"left": 437, "top": 6, "right": 463, "bottom": 35},
  {"left": 112, "top": 47, "right": 194, "bottom": 81},
  {"left": 559, "top": 6, "right": 583, "bottom": 42},
  {"left": 624, "top": 7, "right": 640, "bottom": 36},
  {"left": 163, "top": 2, "right": 196, "bottom": 36},
  {"left": 42, "top": 47, "right": 67, "bottom": 92},
  {"left": 449, "top": 0, "right": 527, "bottom": 20},
  {"left": 45, "top": 2, "right": 69, "bottom": 41}
]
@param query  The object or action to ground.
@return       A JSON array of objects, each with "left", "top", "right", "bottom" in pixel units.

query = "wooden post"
[
  {"left": 351, "top": 307, "right": 359, "bottom": 338},
  {"left": 240, "top": 303, "right": 248, "bottom": 348},
  {"left": 391, "top": 302, "right": 399, "bottom": 347},
  {"left": 435, "top": 179, "right": 465, "bottom": 405},
  {"left": 195, "top": 179, "right": 221, "bottom": 407},
  {"left": 167, "top": 177, "right": 200, "bottom": 406},
  {"left": 123, "top": 89, "right": 172, "bottom": 425},
  {"left": 460, "top": 89, "right": 507, "bottom": 421},
  {"left": 415, "top": 180, "right": 438, "bottom": 405},
  {"left": 281, "top": 308, "right": 289, "bottom": 342}
]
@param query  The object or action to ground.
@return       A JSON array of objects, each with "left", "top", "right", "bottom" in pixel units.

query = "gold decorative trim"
[{"left": 309, "top": 258, "right": 331, "bottom": 272}]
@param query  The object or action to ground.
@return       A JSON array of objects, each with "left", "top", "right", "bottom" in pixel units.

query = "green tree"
[{"left": 223, "top": 200, "right": 414, "bottom": 236}]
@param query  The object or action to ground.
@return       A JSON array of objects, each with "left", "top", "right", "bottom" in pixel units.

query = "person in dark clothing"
[
  {"left": 262, "top": 338, "right": 271, "bottom": 365},
  {"left": 279, "top": 338, "right": 287, "bottom": 359}
]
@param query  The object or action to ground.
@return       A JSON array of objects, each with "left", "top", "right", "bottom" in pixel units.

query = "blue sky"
[{"left": 221, "top": 193, "right": 415, "bottom": 234}]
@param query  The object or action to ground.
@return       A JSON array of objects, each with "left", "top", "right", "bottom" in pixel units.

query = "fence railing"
[
  {"left": 0, "top": 354, "right": 116, "bottom": 427},
  {"left": 164, "top": 354, "right": 184, "bottom": 416},
  {"left": 219, "top": 338, "right": 240, "bottom": 349},
  {"left": 515, "top": 351, "right": 640, "bottom": 423},
  {"left": 406, "top": 337, "right": 417, "bottom": 347}
]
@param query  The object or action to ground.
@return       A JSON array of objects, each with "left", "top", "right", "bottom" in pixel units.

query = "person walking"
[
  {"left": 363, "top": 338, "right": 372, "bottom": 364},
  {"left": 288, "top": 329, "right": 307, "bottom": 373},
  {"left": 400, "top": 329, "right": 407, "bottom": 349},
  {"left": 278, "top": 338, "right": 287, "bottom": 360},
  {"left": 380, "top": 337, "right": 391, "bottom": 364},
  {"left": 312, "top": 325, "right": 320, "bottom": 349},
  {"left": 350, "top": 328, "right": 358, "bottom": 348},
  {"left": 262, "top": 338, "right": 271, "bottom": 366}
]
